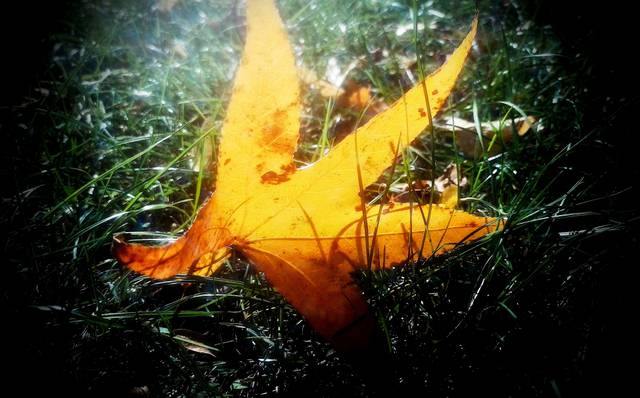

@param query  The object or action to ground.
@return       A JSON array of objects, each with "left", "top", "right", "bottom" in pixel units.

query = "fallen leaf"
[
  {"left": 299, "top": 60, "right": 372, "bottom": 108},
  {"left": 387, "top": 164, "right": 467, "bottom": 208},
  {"left": 437, "top": 115, "right": 539, "bottom": 158},
  {"left": 389, "top": 179, "right": 432, "bottom": 203},
  {"left": 177, "top": 337, "right": 217, "bottom": 357},
  {"left": 299, "top": 65, "right": 343, "bottom": 98},
  {"left": 434, "top": 163, "right": 466, "bottom": 193},
  {"left": 440, "top": 184, "right": 459, "bottom": 208},
  {"left": 114, "top": 0, "right": 498, "bottom": 350},
  {"left": 435, "top": 163, "right": 467, "bottom": 208},
  {"left": 338, "top": 81, "right": 371, "bottom": 110},
  {"left": 299, "top": 56, "right": 386, "bottom": 142},
  {"left": 333, "top": 79, "right": 389, "bottom": 142}
]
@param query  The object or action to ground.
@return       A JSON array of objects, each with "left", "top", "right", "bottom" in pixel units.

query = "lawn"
[{"left": 2, "top": 0, "right": 637, "bottom": 396}]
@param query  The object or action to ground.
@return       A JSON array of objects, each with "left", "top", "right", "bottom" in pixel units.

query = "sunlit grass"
[{"left": 3, "top": 0, "right": 624, "bottom": 395}]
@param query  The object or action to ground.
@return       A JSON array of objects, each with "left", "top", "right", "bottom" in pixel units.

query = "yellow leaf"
[
  {"left": 440, "top": 184, "right": 459, "bottom": 208},
  {"left": 113, "top": 0, "right": 499, "bottom": 350}
]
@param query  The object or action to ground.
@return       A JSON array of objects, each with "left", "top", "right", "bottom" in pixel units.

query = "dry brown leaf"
[
  {"left": 437, "top": 115, "right": 538, "bottom": 158},
  {"left": 299, "top": 66, "right": 344, "bottom": 98},
  {"left": 179, "top": 340, "right": 216, "bottom": 357},
  {"left": 114, "top": 0, "right": 498, "bottom": 350},
  {"left": 435, "top": 163, "right": 467, "bottom": 208},
  {"left": 339, "top": 82, "right": 371, "bottom": 110},
  {"left": 333, "top": 80, "right": 389, "bottom": 142},
  {"left": 388, "top": 164, "right": 466, "bottom": 208}
]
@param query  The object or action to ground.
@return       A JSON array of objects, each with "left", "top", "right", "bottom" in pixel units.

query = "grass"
[{"left": 2, "top": 0, "right": 637, "bottom": 396}]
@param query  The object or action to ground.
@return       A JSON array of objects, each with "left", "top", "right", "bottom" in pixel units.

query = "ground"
[{"left": 1, "top": 0, "right": 637, "bottom": 396}]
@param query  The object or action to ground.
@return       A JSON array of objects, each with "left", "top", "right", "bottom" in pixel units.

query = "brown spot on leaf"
[
  {"left": 224, "top": 158, "right": 231, "bottom": 165},
  {"left": 260, "top": 109, "right": 288, "bottom": 145},
  {"left": 431, "top": 89, "right": 439, "bottom": 96},
  {"left": 280, "top": 162, "right": 297, "bottom": 173},
  {"left": 418, "top": 107, "right": 427, "bottom": 117},
  {"left": 262, "top": 123, "right": 283, "bottom": 145},
  {"left": 261, "top": 171, "right": 288, "bottom": 184},
  {"left": 260, "top": 163, "right": 296, "bottom": 184}
]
